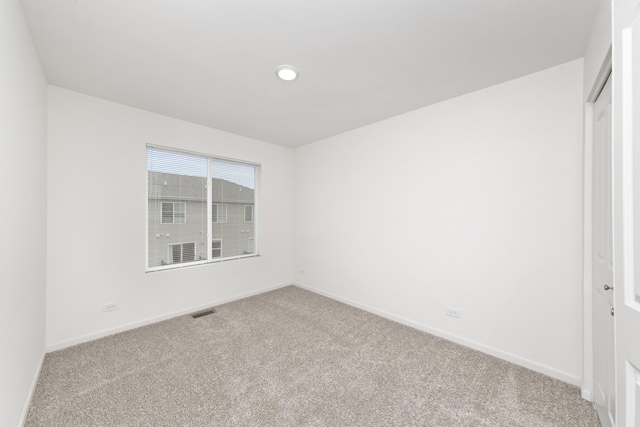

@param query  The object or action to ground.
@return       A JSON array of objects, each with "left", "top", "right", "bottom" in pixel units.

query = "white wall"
[
  {"left": 0, "top": 1, "right": 48, "bottom": 425},
  {"left": 46, "top": 86, "right": 293, "bottom": 349},
  {"left": 294, "top": 59, "right": 584, "bottom": 384}
]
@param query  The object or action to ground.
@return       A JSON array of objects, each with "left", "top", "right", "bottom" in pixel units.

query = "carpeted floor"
[{"left": 25, "top": 286, "right": 600, "bottom": 426}]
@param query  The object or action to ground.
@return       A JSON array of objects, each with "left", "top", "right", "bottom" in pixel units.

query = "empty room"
[{"left": 3, "top": 0, "right": 640, "bottom": 425}]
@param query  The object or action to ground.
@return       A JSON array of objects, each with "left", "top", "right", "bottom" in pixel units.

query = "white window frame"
[
  {"left": 212, "top": 204, "right": 228, "bottom": 223},
  {"left": 147, "top": 144, "right": 260, "bottom": 273},
  {"left": 244, "top": 205, "right": 254, "bottom": 222},
  {"left": 167, "top": 242, "right": 196, "bottom": 264},
  {"left": 161, "top": 202, "right": 186, "bottom": 224}
]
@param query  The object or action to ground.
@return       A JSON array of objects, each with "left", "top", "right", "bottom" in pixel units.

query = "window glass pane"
[
  {"left": 148, "top": 148, "right": 207, "bottom": 268},
  {"left": 183, "top": 243, "right": 195, "bottom": 262},
  {"left": 212, "top": 204, "right": 227, "bottom": 222},
  {"left": 174, "top": 203, "right": 186, "bottom": 224},
  {"left": 148, "top": 146, "right": 258, "bottom": 270},
  {"left": 212, "top": 240, "right": 222, "bottom": 258},
  {"left": 211, "top": 160, "right": 255, "bottom": 259},
  {"left": 170, "top": 244, "right": 181, "bottom": 264},
  {"left": 212, "top": 204, "right": 218, "bottom": 223},
  {"left": 161, "top": 203, "right": 173, "bottom": 224}
]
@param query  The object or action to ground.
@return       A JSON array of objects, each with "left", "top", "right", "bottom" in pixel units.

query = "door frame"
[{"left": 583, "top": 47, "right": 612, "bottom": 401}]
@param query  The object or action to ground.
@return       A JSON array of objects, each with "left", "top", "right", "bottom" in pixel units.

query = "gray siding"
[
  {"left": 212, "top": 203, "right": 255, "bottom": 259},
  {"left": 148, "top": 171, "right": 254, "bottom": 203},
  {"left": 147, "top": 171, "right": 256, "bottom": 268},
  {"left": 148, "top": 199, "right": 255, "bottom": 267}
]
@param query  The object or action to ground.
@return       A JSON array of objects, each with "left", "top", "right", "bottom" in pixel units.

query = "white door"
[
  {"left": 593, "top": 75, "right": 615, "bottom": 427},
  {"left": 613, "top": 0, "right": 640, "bottom": 425}
]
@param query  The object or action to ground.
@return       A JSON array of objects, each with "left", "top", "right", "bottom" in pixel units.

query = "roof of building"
[{"left": 148, "top": 171, "right": 254, "bottom": 204}]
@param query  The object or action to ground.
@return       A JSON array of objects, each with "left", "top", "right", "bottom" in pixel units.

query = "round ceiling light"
[{"left": 276, "top": 65, "right": 298, "bottom": 81}]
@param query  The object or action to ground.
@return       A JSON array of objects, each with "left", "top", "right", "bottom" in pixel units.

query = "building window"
[
  {"left": 244, "top": 205, "right": 254, "bottom": 222},
  {"left": 212, "top": 204, "right": 227, "bottom": 223},
  {"left": 246, "top": 237, "right": 255, "bottom": 254},
  {"left": 147, "top": 146, "right": 259, "bottom": 271},
  {"left": 161, "top": 202, "right": 186, "bottom": 224},
  {"left": 168, "top": 242, "right": 196, "bottom": 264},
  {"left": 212, "top": 239, "right": 222, "bottom": 258}
]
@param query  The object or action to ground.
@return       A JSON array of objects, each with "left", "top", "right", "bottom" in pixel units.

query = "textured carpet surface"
[{"left": 26, "top": 286, "right": 600, "bottom": 426}]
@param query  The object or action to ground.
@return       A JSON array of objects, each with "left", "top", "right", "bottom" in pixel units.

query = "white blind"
[{"left": 147, "top": 146, "right": 257, "bottom": 271}]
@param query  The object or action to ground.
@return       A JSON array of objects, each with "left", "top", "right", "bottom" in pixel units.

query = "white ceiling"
[{"left": 21, "top": 0, "right": 599, "bottom": 148}]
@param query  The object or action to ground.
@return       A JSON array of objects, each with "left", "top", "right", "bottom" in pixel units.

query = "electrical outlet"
[
  {"left": 102, "top": 302, "right": 119, "bottom": 313},
  {"left": 445, "top": 307, "right": 461, "bottom": 318}
]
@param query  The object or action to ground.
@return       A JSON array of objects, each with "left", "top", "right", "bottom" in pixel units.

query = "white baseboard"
[
  {"left": 295, "top": 282, "right": 582, "bottom": 387},
  {"left": 46, "top": 282, "right": 292, "bottom": 352},
  {"left": 581, "top": 388, "right": 593, "bottom": 401},
  {"left": 20, "top": 349, "right": 45, "bottom": 427},
  {"left": 44, "top": 281, "right": 582, "bottom": 389}
]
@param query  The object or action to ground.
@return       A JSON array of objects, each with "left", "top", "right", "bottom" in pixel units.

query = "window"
[
  {"left": 168, "top": 243, "right": 196, "bottom": 264},
  {"left": 161, "top": 202, "right": 186, "bottom": 224},
  {"left": 244, "top": 205, "right": 254, "bottom": 222},
  {"left": 212, "top": 239, "right": 222, "bottom": 258},
  {"left": 147, "top": 146, "right": 258, "bottom": 271},
  {"left": 212, "top": 204, "right": 227, "bottom": 223}
]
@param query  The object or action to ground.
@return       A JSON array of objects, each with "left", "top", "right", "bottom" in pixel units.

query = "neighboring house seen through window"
[{"left": 147, "top": 146, "right": 258, "bottom": 271}]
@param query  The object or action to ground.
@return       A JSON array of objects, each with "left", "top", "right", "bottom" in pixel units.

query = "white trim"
[
  {"left": 46, "top": 282, "right": 293, "bottom": 352},
  {"left": 146, "top": 252, "right": 258, "bottom": 273},
  {"left": 582, "top": 51, "right": 613, "bottom": 401},
  {"left": 207, "top": 159, "right": 212, "bottom": 261},
  {"left": 583, "top": 99, "right": 595, "bottom": 400},
  {"left": 148, "top": 257, "right": 208, "bottom": 272},
  {"left": 254, "top": 167, "right": 261, "bottom": 256},
  {"left": 145, "top": 145, "right": 150, "bottom": 272},
  {"left": 295, "top": 282, "right": 582, "bottom": 387},
  {"left": 19, "top": 349, "right": 45, "bottom": 427},
  {"left": 621, "top": 27, "right": 638, "bottom": 310}
]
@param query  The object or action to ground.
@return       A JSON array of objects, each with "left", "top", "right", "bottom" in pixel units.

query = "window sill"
[{"left": 146, "top": 253, "right": 260, "bottom": 273}]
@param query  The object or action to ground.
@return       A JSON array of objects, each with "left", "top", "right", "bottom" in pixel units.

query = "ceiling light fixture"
[{"left": 276, "top": 65, "right": 298, "bottom": 81}]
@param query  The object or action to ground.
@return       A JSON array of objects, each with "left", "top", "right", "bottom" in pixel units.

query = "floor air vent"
[{"left": 191, "top": 308, "right": 217, "bottom": 318}]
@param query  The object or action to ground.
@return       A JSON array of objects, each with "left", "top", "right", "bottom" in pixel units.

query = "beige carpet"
[{"left": 25, "top": 286, "right": 599, "bottom": 426}]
